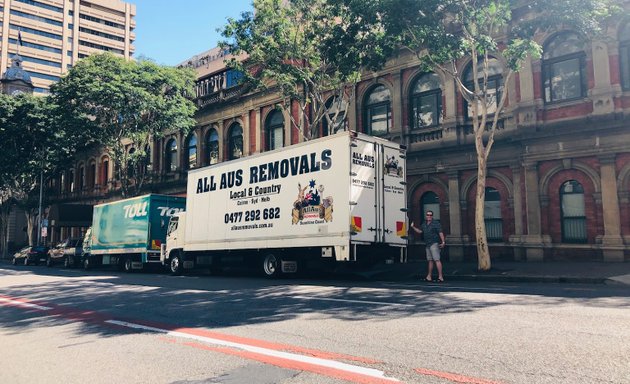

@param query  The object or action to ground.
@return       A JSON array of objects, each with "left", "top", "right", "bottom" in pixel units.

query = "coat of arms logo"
[{"left": 292, "top": 179, "right": 333, "bottom": 224}]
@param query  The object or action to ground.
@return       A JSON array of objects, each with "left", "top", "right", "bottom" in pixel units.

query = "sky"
[{"left": 131, "top": 0, "right": 253, "bottom": 66}]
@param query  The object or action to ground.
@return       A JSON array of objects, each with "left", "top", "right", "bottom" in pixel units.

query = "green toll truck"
[{"left": 81, "top": 194, "right": 185, "bottom": 271}]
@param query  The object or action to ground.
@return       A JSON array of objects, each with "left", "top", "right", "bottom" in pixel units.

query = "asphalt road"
[{"left": 1, "top": 264, "right": 629, "bottom": 384}]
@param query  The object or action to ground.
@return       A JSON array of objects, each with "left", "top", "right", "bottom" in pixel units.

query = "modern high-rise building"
[{"left": 0, "top": 0, "right": 136, "bottom": 94}]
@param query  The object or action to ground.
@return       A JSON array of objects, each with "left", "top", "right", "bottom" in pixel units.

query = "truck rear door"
[{"left": 379, "top": 142, "right": 407, "bottom": 246}]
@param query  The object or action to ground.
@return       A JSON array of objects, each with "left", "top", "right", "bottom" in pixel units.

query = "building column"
[
  {"left": 599, "top": 155, "right": 625, "bottom": 262},
  {"left": 510, "top": 164, "right": 526, "bottom": 260},
  {"left": 446, "top": 171, "right": 465, "bottom": 261},
  {"left": 392, "top": 69, "right": 403, "bottom": 141},
  {"left": 523, "top": 162, "right": 545, "bottom": 261}
]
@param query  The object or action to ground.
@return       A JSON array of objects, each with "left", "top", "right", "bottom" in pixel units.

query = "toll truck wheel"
[
  {"left": 123, "top": 258, "right": 133, "bottom": 273},
  {"left": 262, "top": 253, "right": 281, "bottom": 278}
]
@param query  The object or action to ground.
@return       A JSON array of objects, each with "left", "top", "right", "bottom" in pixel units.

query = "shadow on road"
[{"left": 1, "top": 262, "right": 628, "bottom": 340}]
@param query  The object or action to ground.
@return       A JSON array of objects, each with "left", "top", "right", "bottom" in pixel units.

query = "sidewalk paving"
[
  {"left": 363, "top": 260, "right": 630, "bottom": 286},
  {"left": 2, "top": 257, "right": 629, "bottom": 286}
]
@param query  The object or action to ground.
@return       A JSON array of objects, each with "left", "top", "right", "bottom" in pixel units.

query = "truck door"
[
  {"left": 378, "top": 142, "right": 407, "bottom": 246},
  {"left": 350, "top": 138, "right": 378, "bottom": 243}
]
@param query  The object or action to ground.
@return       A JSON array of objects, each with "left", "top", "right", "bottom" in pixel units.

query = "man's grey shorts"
[{"left": 425, "top": 243, "right": 441, "bottom": 261}]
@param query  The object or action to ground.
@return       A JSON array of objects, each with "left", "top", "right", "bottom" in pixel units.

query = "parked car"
[
  {"left": 12, "top": 246, "right": 50, "bottom": 266},
  {"left": 47, "top": 238, "right": 83, "bottom": 268}
]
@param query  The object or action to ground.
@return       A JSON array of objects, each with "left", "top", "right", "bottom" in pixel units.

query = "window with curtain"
[
  {"left": 364, "top": 85, "right": 391, "bottom": 136},
  {"left": 411, "top": 73, "right": 442, "bottom": 128},
  {"left": 165, "top": 138, "right": 177, "bottom": 172},
  {"left": 265, "top": 110, "right": 284, "bottom": 151},
  {"left": 464, "top": 58, "right": 504, "bottom": 118},
  {"left": 543, "top": 32, "right": 586, "bottom": 103},
  {"left": 229, "top": 123, "right": 243, "bottom": 160},
  {"left": 619, "top": 23, "right": 630, "bottom": 90},
  {"left": 186, "top": 133, "right": 198, "bottom": 169},
  {"left": 560, "top": 180, "right": 587, "bottom": 243},
  {"left": 484, "top": 187, "right": 503, "bottom": 242},
  {"left": 421, "top": 192, "right": 440, "bottom": 221},
  {"left": 206, "top": 129, "right": 219, "bottom": 165}
]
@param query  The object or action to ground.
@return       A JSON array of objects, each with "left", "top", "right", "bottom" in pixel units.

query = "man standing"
[{"left": 411, "top": 210, "right": 446, "bottom": 282}]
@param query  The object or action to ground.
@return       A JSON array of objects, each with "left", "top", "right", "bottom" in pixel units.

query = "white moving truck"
[{"left": 161, "top": 131, "right": 407, "bottom": 277}]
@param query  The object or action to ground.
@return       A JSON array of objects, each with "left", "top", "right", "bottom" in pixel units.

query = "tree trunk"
[
  {"left": 475, "top": 155, "right": 491, "bottom": 271},
  {"left": 25, "top": 210, "right": 37, "bottom": 246},
  {"left": 0, "top": 203, "right": 10, "bottom": 258}
]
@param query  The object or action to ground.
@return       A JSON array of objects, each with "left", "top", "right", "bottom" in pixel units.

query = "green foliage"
[
  {"left": 51, "top": 53, "right": 197, "bottom": 196},
  {"left": 0, "top": 93, "right": 80, "bottom": 247},
  {"left": 221, "top": 0, "right": 384, "bottom": 139}
]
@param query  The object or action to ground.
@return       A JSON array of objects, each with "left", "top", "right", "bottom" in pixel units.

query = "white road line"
[
  {"left": 105, "top": 319, "right": 400, "bottom": 382},
  {"left": 292, "top": 295, "right": 416, "bottom": 307},
  {"left": 0, "top": 297, "right": 52, "bottom": 311}
]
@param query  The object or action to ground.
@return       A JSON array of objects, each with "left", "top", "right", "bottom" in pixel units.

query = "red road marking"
[
  {"left": 183, "top": 341, "right": 398, "bottom": 384},
  {"left": 415, "top": 368, "right": 504, "bottom": 384},
  {"left": 0, "top": 294, "right": 394, "bottom": 383},
  {"left": 173, "top": 326, "right": 380, "bottom": 364}
]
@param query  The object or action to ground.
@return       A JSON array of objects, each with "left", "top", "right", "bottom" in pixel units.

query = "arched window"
[
  {"left": 68, "top": 169, "right": 75, "bottom": 193},
  {"left": 323, "top": 96, "right": 348, "bottom": 136},
  {"left": 143, "top": 144, "right": 152, "bottom": 172},
  {"left": 78, "top": 165, "right": 85, "bottom": 190},
  {"left": 165, "top": 138, "right": 178, "bottom": 172},
  {"left": 464, "top": 58, "right": 504, "bottom": 118},
  {"left": 128, "top": 147, "right": 136, "bottom": 178},
  {"left": 484, "top": 187, "right": 503, "bottom": 242},
  {"left": 266, "top": 110, "right": 284, "bottom": 151},
  {"left": 228, "top": 123, "right": 243, "bottom": 160},
  {"left": 101, "top": 157, "right": 109, "bottom": 186},
  {"left": 421, "top": 192, "right": 440, "bottom": 221},
  {"left": 186, "top": 133, "right": 198, "bottom": 169},
  {"left": 560, "top": 180, "right": 587, "bottom": 243},
  {"left": 59, "top": 172, "right": 66, "bottom": 193},
  {"left": 411, "top": 73, "right": 442, "bottom": 128},
  {"left": 87, "top": 160, "right": 96, "bottom": 188},
  {"left": 619, "top": 23, "right": 630, "bottom": 90},
  {"left": 543, "top": 32, "right": 587, "bottom": 103},
  {"left": 364, "top": 85, "right": 391, "bottom": 136},
  {"left": 206, "top": 128, "right": 219, "bottom": 165}
]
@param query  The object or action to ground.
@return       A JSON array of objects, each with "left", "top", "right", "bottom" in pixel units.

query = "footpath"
[
  {"left": 2, "top": 257, "right": 629, "bottom": 286},
  {"left": 360, "top": 260, "right": 630, "bottom": 286}
]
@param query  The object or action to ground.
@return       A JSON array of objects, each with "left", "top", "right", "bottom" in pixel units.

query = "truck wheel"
[
  {"left": 262, "top": 253, "right": 281, "bottom": 278},
  {"left": 170, "top": 254, "right": 183, "bottom": 275},
  {"left": 123, "top": 258, "right": 133, "bottom": 273}
]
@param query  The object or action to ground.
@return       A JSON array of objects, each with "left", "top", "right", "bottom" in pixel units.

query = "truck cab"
[{"left": 162, "top": 212, "right": 186, "bottom": 274}]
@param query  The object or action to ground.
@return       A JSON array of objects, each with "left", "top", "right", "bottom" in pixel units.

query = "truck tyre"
[
  {"left": 170, "top": 253, "right": 183, "bottom": 275},
  {"left": 262, "top": 253, "right": 281, "bottom": 278},
  {"left": 123, "top": 258, "right": 133, "bottom": 273}
]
